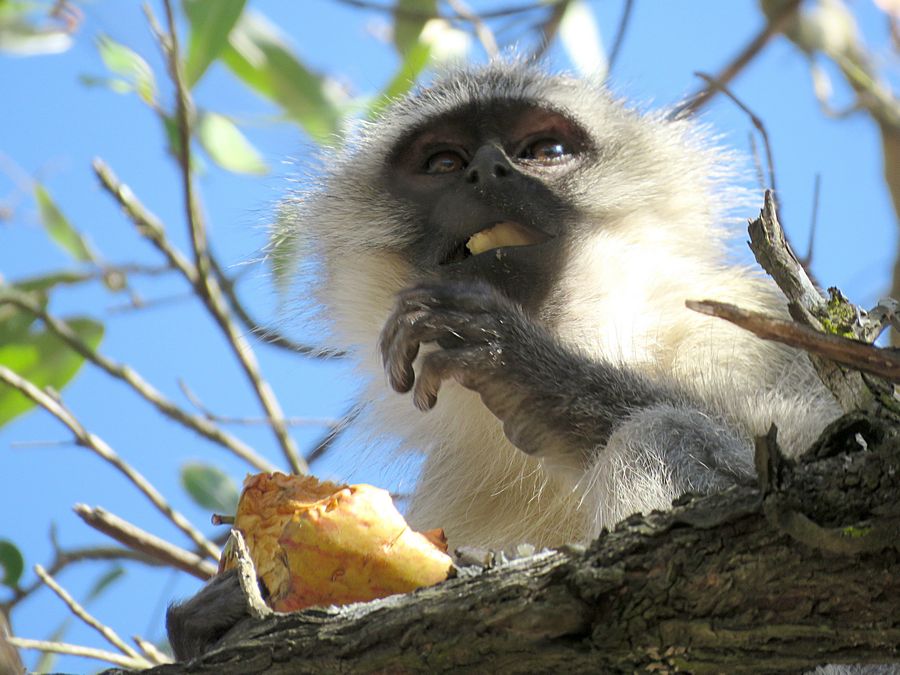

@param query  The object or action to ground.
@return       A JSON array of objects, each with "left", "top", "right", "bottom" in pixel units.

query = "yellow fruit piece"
[{"left": 223, "top": 472, "right": 452, "bottom": 612}]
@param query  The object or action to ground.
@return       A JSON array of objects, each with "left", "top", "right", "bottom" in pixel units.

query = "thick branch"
[{"left": 106, "top": 415, "right": 900, "bottom": 674}]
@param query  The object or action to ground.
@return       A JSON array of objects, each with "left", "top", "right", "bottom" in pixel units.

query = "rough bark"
[{"left": 105, "top": 413, "right": 900, "bottom": 674}]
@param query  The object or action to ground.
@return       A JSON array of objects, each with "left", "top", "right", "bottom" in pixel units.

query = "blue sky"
[{"left": 1, "top": 1, "right": 897, "bottom": 670}]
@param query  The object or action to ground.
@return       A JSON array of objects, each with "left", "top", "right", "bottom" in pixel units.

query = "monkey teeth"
[{"left": 465, "top": 222, "right": 543, "bottom": 256}]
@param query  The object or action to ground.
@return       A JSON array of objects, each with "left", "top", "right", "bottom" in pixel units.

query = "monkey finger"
[
  {"left": 413, "top": 345, "right": 502, "bottom": 412},
  {"left": 413, "top": 349, "right": 462, "bottom": 411},
  {"left": 396, "top": 281, "right": 507, "bottom": 317}
]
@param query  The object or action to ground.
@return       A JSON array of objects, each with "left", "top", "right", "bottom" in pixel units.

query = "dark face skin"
[{"left": 385, "top": 101, "right": 591, "bottom": 314}]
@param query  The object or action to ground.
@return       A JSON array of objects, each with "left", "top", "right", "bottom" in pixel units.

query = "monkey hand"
[{"left": 380, "top": 280, "right": 616, "bottom": 465}]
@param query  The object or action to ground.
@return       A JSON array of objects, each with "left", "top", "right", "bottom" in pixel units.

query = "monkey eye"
[
  {"left": 519, "top": 138, "right": 569, "bottom": 163},
  {"left": 425, "top": 150, "right": 466, "bottom": 174}
]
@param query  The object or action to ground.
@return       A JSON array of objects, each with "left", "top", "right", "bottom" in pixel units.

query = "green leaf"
[
  {"left": 181, "top": 463, "right": 240, "bottom": 514},
  {"left": 183, "top": 0, "right": 247, "bottom": 87},
  {"left": 161, "top": 114, "right": 205, "bottom": 174},
  {"left": 96, "top": 35, "right": 157, "bottom": 105},
  {"left": 393, "top": 0, "right": 436, "bottom": 56},
  {"left": 0, "top": 317, "right": 104, "bottom": 427},
  {"left": 222, "top": 11, "right": 341, "bottom": 143},
  {"left": 0, "top": 539, "right": 24, "bottom": 588},
  {"left": 14, "top": 271, "right": 91, "bottom": 293},
  {"left": 0, "top": 298, "right": 39, "bottom": 344},
  {"left": 34, "top": 184, "right": 95, "bottom": 263},
  {"left": 197, "top": 112, "right": 268, "bottom": 175},
  {"left": 85, "top": 565, "right": 125, "bottom": 602},
  {"left": 78, "top": 74, "right": 136, "bottom": 96}
]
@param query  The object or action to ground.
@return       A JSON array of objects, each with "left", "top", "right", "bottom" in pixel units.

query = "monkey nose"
[{"left": 465, "top": 145, "right": 512, "bottom": 184}]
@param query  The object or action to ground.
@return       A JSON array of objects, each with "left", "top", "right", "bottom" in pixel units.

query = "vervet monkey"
[{"left": 168, "top": 62, "right": 841, "bottom": 660}]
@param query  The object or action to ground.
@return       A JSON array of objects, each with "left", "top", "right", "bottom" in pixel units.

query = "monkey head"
[{"left": 283, "top": 62, "right": 740, "bottom": 354}]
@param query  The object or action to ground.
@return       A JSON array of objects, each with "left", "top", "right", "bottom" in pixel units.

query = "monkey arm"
[{"left": 380, "top": 281, "right": 755, "bottom": 495}]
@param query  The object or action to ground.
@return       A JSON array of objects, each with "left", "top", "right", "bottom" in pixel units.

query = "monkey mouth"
[{"left": 442, "top": 221, "right": 552, "bottom": 265}]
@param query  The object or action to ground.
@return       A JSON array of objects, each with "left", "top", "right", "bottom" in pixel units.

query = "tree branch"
[
  {"left": 103, "top": 414, "right": 900, "bottom": 674},
  {"left": 0, "top": 287, "right": 276, "bottom": 473},
  {"left": 0, "top": 366, "right": 219, "bottom": 560},
  {"left": 74, "top": 504, "right": 218, "bottom": 580}
]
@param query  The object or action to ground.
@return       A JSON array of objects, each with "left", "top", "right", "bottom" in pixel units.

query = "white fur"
[{"left": 277, "top": 62, "right": 841, "bottom": 549}]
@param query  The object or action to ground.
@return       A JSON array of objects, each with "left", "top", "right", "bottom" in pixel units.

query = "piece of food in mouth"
[
  {"left": 221, "top": 472, "right": 452, "bottom": 612},
  {"left": 466, "top": 221, "right": 546, "bottom": 255}
]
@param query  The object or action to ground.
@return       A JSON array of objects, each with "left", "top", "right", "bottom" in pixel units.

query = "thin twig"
[
  {"left": 160, "top": 0, "right": 209, "bottom": 283},
  {"left": 208, "top": 256, "right": 344, "bottom": 358},
  {"left": 446, "top": 0, "right": 498, "bottom": 57},
  {"left": 528, "top": 0, "right": 568, "bottom": 62},
  {"left": 686, "top": 300, "right": 900, "bottom": 382},
  {"left": 606, "top": 0, "right": 634, "bottom": 76},
  {"left": 133, "top": 636, "right": 171, "bottom": 665},
  {"left": 7, "top": 637, "right": 148, "bottom": 670},
  {"left": 12, "top": 264, "right": 173, "bottom": 289},
  {"left": 800, "top": 173, "right": 821, "bottom": 268},
  {"left": 178, "top": 379, "right": 338, "bottom": 428},
  {"left": 93, "top": 159, "right": 197, "bottom": 284},
  {"left": 146, "top": 2, "right": 306, "bottom": 474},
  {"left": 694, "top": 71, "right": 777, "bottom": 196},
  {"left": 676, "top": 0, "right": 803, "bottom": 116},
  {"left": 0, "top": 366, "right": 219, "bottom": 559},
  {"left": 74, "top": 505, "right": 218, "bottom": 580},
  {"left": 0, "top": 288, "right": 275, "bottom": 472},
  {"left": 330, "top": 0, "right": 563, "bottom": 21},
  {"left": 2, "top": 546, "right": 163, "bottom": 612},
  {"left": 33, "top": 565, "right": 143, "bottom": 661},
  {"left": 305, "top": 401, "right": 363, "bottom": 465}
]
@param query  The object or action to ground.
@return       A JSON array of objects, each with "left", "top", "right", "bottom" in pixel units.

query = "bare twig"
[
  {"left": 160, "top": 0, "right": 208, "bottom": 282},
  {"left": 305, "top": 401, "right": 364, "bottom": 466},
  {"left": 207, "top": 256, "right": 344, "bottom": 358},
  {"left": 143, "top": 2, "right": 306, "bottom": 474},
  {"left": 528, "top": 0, "right": 568, "bottom": 61},
  {"left": 12, "top": 263, "right": 173, "bottom": 289},
  {"left": 178, "top": 379, "right": 338, "bottom": 428},
  {"left": 7, "top": 637, "right": 148, "bottom": 670},
  {"left": 226, "top": 530, "right": 272, "bottom": 620},
  {"left": 2, "top": 545, "right": 164, "bottom": 612},
  {"left": 746, "top": 191, "right": 826, "bottom": 320},
  {"left": 330, "top": 0, "right": 564, "bottom": 21},
  {"left": 686, "top": 300, "right": 900, "bottom": 382},
  {"left": 133, "top": 636, "right": 171, "bottom": 665},
  {"left": 0, "top": 366, "right": 219, "bottom": 559},
  {"left": 74, "top": 505, "right": 217, "bottom": 580},
  {"left": 863, "top": 298, "right": 900, "bottom": 344},
  {"left": 33, "top": 565, "right": 144, "bottom": 662},
  {"left": 694, "top": 72, "right": 777, "bottom": 196},
  {"left": 93, "top": 159, "right": 197, "bottom": 283},
  {"left": 0, "top": 287, "right": 276, "bottom": 472},
  {"left": 606, "top": 0, "right": 634, "bottom": 76},
  {"left": 800, "top": 173, "right": 821, "bottom": 268},
  {"left": 677, "top": 0, "right": 803, "bottom": 115},
  {"left": 447, "top": 0, "right": 498, "bottom": 57}
]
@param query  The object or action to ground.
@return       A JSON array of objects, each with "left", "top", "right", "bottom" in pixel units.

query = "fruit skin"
[{"left": 224, "top": 472, "right": 452, "bottom": 612}]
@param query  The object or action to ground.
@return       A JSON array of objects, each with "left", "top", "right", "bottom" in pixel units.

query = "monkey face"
[{"left": 382, "top": 101, "right": 592, "bottom": 313}]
